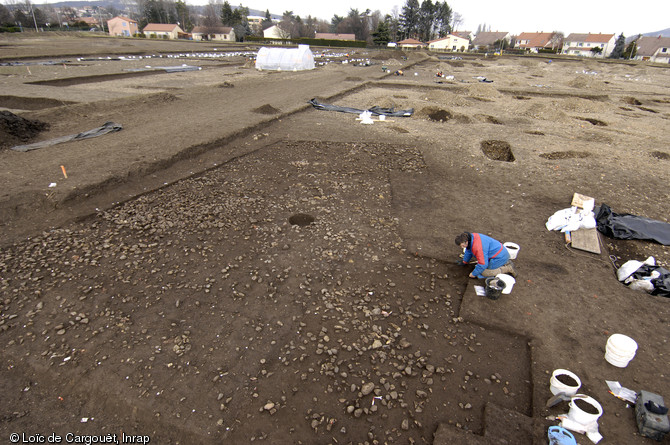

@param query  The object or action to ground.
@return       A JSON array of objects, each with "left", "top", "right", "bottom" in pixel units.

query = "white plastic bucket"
[
  {"left": 567, "top": 395, "right": 602, "bottom": 425},
  {"left": 496, "top": 274, "right": 515, "bottom": 294},
  {"left": 550, "top": 369, "right": 581, "bottom": 396},
  {"left": 504, "top": 242, "right": 520, "bottom": 259},
  {"left": 605, "top": 334, "right": 637, "bottom": 368}
]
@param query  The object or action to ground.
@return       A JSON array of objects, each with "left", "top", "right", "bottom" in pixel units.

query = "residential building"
[
  {"left": 263, "top": 24, "right": 289, "bottom": 39},
  {"left": 314, "top": 33, "right": 356, "bottom": 41},
  {"left": 142, "top": 23, "right": 183, "bottom": 39},
  {"left": 472, "top": 31, "right": 511, "bottom": 51},
  {"left": 397, "top": 38, "right": 426, "bottom": 49},
  {"left": 78, "top": 17, "right": 100, "bottom": 27},
  {"left": 247, "top": 15, "right": 265, "bottom": 31},
  {"left": 191, "top": 26, "right": 235, "bottom": 41},
  {"left": 634, "top": 36, "right": 670, "bottom": 63},
  {"left": 515, "top": 32, "right": 561, "bottom": 52},
  {"left": 107, "top": 16, "right": 138, "bottom": 37},
  {"left": 427, "top": 34, "right": 469, "bottom": 52},
  {"left": 561, "top": 33, "right": 616, "bottom": 57},
  {"left": 452, "top": 31, "right": 473, "bottom": 41}
]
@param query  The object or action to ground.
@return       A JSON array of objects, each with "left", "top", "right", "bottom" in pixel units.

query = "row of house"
[
  {"left": 107, "top": 16, "right": 235, "bottom": 41},
  {"left": 398, "top": 31, "right": 670, "bottom": 62},
  {"left": 105, "top": 16, "right": 670, "bottom": 63}
]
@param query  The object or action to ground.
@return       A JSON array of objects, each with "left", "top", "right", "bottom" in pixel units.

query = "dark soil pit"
[
  {"left": 539, "top": 151, "right": 590, "bottom": 160},
  {"left": 577, "top": 117, "right": 607, "bottom": 126},
  {"left": 424, "top": 107, "right": 453, "bottom": 122},
  {"left": 637, "top": 106, "right": 658, "bottom": 113},
  {"left": 481, "top": 140, "right": 515, "bottom": 162},
  {"left": 0, "top": 95, "right": 75, "bottom": 110},
  {"left": 26, "top": 70, "right": 161, "bottom": 86},
  {"left": 619, "top": 107, "right": 635, "bottom": 111},
  {"left": 475, "top": 114, "right": 503, "bottom": 125},
  {"left": 467, "top": 96, "right": 494, "bottom": 103},
  {"left": 650, "top": 151, "right": 670, "bottom": 160},
  {"left": 623, "top": 97, "right": 642, "bottom": 106},
  {"left": 0, "top": 110, "right": 49, "bottom": 150},
  {"left": 392, "top": 95, "right": 408, "bottom": 99},
  {"left": 390, "top": 126, "right": 409, "bottom": 133},
  {"left": 514, "top": 96, "right": 531, "bottom": 100},
  {"left": 253, "top": 104, "right": 281, "bottom": 115},
  {"left": 526, "top": 130, "right": 545, "bottom": 136},
  {"left": 288, "top": 212, "right": 315, "bottom": 226},
  {"left": 216, "top": 81, "right": 234, "bottom": 88},
  {"left": 651, "top": 98, "right": 670, "bottom": 104}
]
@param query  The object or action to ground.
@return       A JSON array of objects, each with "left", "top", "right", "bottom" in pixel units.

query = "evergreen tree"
[
  {"left": 261, "top": 9, "right": 272, "bottom": 29},
  {"left": 418, "top": 0, "right": 435, "bottom": 42},
  {"left": 330, "top": 14, "right": 343, "bottom": 33},
  {"left": 609, "top": 33, "right": 625, "bottom": 59},
  {"left": 0, "top": 4, "right": 13, "bottom": 25},
  {"left": 220, "top": 1, "right": 234, "bottom": 25},
  {"left": 372, "top": 19, "right": 390, "bottom": 45},
  {"left": 175, "top": 0, "right": 192, "bottom": 31},
  {"left": 623, "top": 36, "right": 640, "bottom": 59},
  {"left": 399, "top": 0, "right": 420, "bottom": 39},
  {"left": 434, "top": 1, "right": 452, "bottom": 37}
]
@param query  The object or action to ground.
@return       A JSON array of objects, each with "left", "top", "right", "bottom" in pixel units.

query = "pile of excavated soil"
[{"left": 0, "top": 111, "right": 49, "bottom": 150}]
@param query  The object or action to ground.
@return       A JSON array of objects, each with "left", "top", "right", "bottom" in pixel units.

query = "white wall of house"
[{"left": 428, "top": 35, "right": 469, "bottom": 51}]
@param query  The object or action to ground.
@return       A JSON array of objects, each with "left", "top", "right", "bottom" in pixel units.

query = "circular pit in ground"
[{"left": 289, "top": 213, "right": 316, "bottom": 226}]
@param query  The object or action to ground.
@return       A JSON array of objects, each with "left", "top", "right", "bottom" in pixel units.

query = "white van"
[{"left": 387, "top": 42, "right": 397, "bottom": 48}]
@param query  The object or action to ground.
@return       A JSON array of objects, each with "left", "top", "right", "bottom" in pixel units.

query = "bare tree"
[{"left": 451, "top": 12, "right": 462, "bottom": 31}]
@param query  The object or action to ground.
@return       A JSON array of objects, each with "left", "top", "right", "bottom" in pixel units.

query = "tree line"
[{"left": 0, "top": 0, "right": 646, "bottom": 60}]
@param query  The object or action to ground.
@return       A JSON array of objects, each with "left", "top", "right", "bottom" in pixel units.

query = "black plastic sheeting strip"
[
  {"left": 629, "top": 264, "right": 670, "bottom": 297},
  {"left": 596, "top": 204, "right": 670, "bottom": 245},
  {"left": 309, "top": 98, "right": 414, "bottom": 117},
  {"left": 10, "top": 122, "right": 123, "bottom": 152}
]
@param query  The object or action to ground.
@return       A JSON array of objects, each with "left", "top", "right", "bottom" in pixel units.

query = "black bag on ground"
[{"left": 595, "top": 204, "right": 670, "bottom": 245}]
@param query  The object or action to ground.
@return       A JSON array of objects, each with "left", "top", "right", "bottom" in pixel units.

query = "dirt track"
[{"left": 1, "top": 34, "right": 670, "bottom": 445}]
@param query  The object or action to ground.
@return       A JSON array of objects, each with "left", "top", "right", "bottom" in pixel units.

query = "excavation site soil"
[{"left": 1, "top": 35, "right": 669, "bottom": 445}]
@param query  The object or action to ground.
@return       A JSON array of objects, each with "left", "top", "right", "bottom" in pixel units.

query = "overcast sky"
[{"left": 219, "top": 0, "right": 668, "bottom": 38}]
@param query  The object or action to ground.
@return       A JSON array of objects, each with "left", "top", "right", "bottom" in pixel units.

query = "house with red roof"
[
  {"left": 561, "top": 33, "right": 616, "bottom": 57},
  {"left": 107, "top": 16, "right": 138, "bottom": 37},
  {"left": 142, "top": 23, "right": 184, "bottom": 40},
  {"left": 515, "top": 32, "right": 562, "bottom": 53},
  {"left": 428, "top": 34, "right": 469, "bottom": 52}
]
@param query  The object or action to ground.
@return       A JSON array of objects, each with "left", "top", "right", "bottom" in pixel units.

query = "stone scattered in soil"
[
  {"left": 0, "top": 111, "right": 49, "bottom": 150},
  {"left": 650, "top": 151, "right": 670, "bottom": 160}
]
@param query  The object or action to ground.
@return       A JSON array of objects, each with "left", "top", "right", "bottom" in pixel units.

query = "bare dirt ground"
[{"left": 1, "top": 34, "right": 669, "bottom": 445}]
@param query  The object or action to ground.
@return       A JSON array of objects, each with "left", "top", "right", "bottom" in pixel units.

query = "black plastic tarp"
[
  {"left": 309, "top": 98, "right": 414, "bottom": 117},
  {"left": 11, "top": 122, "right": 122, "bottom": 152},
  {"left": 595, "top": 204, "right": 670, "bottom": 245},
  {"left": 629, "top": 264, "right": 670, "bottom": 297}
]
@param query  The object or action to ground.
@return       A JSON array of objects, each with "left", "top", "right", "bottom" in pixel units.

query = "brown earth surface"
[{"left": 1, "top": 34, "right": 670, "bottom": 445}]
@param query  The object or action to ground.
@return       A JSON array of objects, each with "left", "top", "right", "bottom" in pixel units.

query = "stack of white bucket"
[
  {"left": 605, "top": 334, "right": 638, "bottom": 368},
  {"left": 549, "top": 369, "right": 604, "bottom": 443}
]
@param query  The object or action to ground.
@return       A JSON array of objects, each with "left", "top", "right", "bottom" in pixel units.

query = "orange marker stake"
[{"left": 61, "top": 165, "right": 68, "bottom": 179}]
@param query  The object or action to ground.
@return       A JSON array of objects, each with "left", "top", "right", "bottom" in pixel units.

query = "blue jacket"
[{"left": 462, "top": 233, "right": 509, "bottom": 278}]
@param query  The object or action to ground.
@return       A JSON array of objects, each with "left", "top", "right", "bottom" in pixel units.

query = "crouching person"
[{"left": 455, "top": 232, "right": 517, "bottom": 279}]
